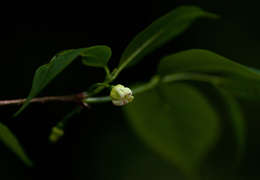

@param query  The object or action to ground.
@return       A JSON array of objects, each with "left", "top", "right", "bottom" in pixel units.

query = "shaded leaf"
[
  {"left": 249, "top": 67, "right": 260, "bottom": 74},
  {"left": 124, "top": 83, "right": 220, "bottom": 173},
  {"left": 118, "top": 6, "right": 218, "bottom": 69},
  {"left": 218, "top": 77, "right": 260, "bottom": 99},
  {"left": 0, "top": 123, "right": 32, "bottom": 166},
  {"left": 15, "top": 45, "right": 111, "bottom": 116},
  {"left": 216, "top": 88, "right": 245, "bottom": 158},
  {"left": 158, "top": 49, "right": 260, "bottom": 99},
  {"left": 81, "top": 45, "right": 112, "bottom": 68}
]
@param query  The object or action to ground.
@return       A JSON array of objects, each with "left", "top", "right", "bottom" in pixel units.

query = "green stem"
[
  {"left": 87, "top": 85, "right": 107, "bottom": 97},
  {"left": 85, "top": 96, "right": 111, "bottom": 104},
  {"left": 86, "top": 66, "right": 112, "bottom": 97},
  {"left": 84, "top": 72, "right": 222, "bottom": 104},
  {"left": 104, "top": 66, "right": 110, "bottom": 76},
  {"left": 132, "top": 75, "right": 160, "bottom": 94},
  {"left": 56, "top": 106, "right": 83, "bottom": 128}
]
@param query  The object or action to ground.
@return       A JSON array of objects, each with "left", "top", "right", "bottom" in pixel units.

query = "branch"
[
  {"left": 0, "top": 73, "right": 222, "bottom": 106},
  {"left": 0, "top": 92, "right": 87, "bottom": 106}
]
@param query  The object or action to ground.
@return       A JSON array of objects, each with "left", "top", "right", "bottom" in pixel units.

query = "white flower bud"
[{"left": 110, "top": 84, "right": 134, "bottom": 106}]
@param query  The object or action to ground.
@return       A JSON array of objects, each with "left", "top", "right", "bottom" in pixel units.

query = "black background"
[{"left": 0, "top": 0, "right": 259, "bottom": 179}]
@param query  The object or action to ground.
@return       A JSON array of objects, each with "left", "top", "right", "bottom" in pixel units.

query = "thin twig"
[
  {"left": 0, "top": 73, "right": 222, "bottom": 106},
  {"left": 0, "top": 92, "right": 87, "bottom": 106}
]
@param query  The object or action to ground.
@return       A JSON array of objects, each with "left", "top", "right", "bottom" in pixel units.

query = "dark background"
[{"left": 0, "top": 0, "right": 259, "bottom": 179}]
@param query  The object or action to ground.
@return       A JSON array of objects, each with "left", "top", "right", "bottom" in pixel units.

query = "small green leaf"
[
  {"left": 124, "top": 83, "right": 220, "bottom": 173},
  {"left": 158, "top": 49, "right": 260, "bottom": 99},
  {"left": 15, "top": 45, "right": 111, "bottom": 116},
  {"left": 0, "top": 123, "right": 33, "bottom": 166},
  {"left": 118, "top": 6, "right": 218, "bottom": 70},
  {"left": 81, "top": 45, "right": 112, "bottom": 68}
]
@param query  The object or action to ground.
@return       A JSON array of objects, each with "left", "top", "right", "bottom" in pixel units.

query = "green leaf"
[
  {"left": 158, "top": 49, "right": 260, "bottom": 99},
  {"left": 158, "top": 49, "right": 260, "bottom": 79},
  {"left": 0, "top": 123, "right": 33, "bottom": 166},
  {"left": 124, "top": 83, "right": 220, "bottom": 173},
  {"left": 218, "top": 77, "right": 260, "bottom": 99},
  {"left": 216, "top": 88, "right": 245, "bottom": 159},
  {"left": 249, "top": 67, "right": 260, "bottom": 74},
  {"left": 81, "top": 45, "right": 112, "bottom": 68},
  {"left": 118, "top": 6, "right": 218, "bottom": 70},
  {"left": 15, "top": 45, "right": 111, "bottom": 116}
]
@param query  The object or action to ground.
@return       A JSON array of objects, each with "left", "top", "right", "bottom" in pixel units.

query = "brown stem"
[{"left": 0, "top": 92, "right": 87, "bottom": 106}]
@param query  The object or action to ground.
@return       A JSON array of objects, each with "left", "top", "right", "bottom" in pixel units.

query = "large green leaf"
[
  {"left": 118, "top": 6, "right": 218, "bottom": 70},
  {"left": 158, "top": 49, "right": 260, "bottom": 99},
  {"left": 158, "top": 49, "right": 260, "bottom": 79},
  {"left": 0, "top": 123, "right": 32, "bottom": 166},
  {"left": 15, "top": 45, "right": 111, "bottom": 116},
  {"left": 124, "top": 83, "right": 220, "bottom": 173},
  {"left": 81, "top": 45, "right": 112, "bottom": 68}
]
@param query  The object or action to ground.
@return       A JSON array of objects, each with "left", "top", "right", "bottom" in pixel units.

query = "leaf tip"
[{"left": 205, "top": 12, "right": 220, "bottom": 19}]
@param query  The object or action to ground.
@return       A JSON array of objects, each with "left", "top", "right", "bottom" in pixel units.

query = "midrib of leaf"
[
  {"left": 115, "top": 9, "right": 217, "bottom": 79},
  {"left": 116, "top": 32, "right": 162, "bottom": 76}
]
